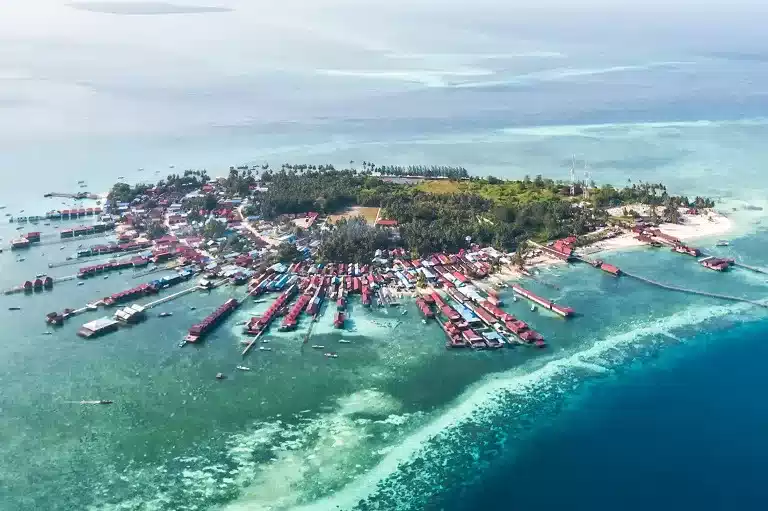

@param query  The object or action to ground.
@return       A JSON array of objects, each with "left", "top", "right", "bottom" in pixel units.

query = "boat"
[
  {"left": 716, "top": 240, "right": 730, "bottom": 247},
  {"left": 236, "top": 366, "right": 251, "bottom": 371},
  {"left": 338, "top": 340, "right": 352, "bottom": 344},
  {"left": 324, "top": 352, "right": 338, "bottom": 358},
  {"left": 215, "top": 373, "right": 226, "bottom": 380},
  {"left": 259, "top": 346, "right": 272, "bottom": 351},
  {"left": 530, "top": 304, "right": 536, "bottom": 311},
  {"left": 79, "top": 400, "right": 112, "bottom": 405},
  {"left": 159, "top": 312, "right": 173, "bottom": 318},
  {"left": 42, "top": 332, "right": 52, "bottom": 335},
  {"left": 401, "top": 309, "right": 407, "bottom": 315},
  {"left": 8, "top": 307, "right": 21, "bottom": 311},
  {"left": 77, "top": 282, "right": 85, "bottom": 286},
  {"left": 178, "top": 340, "right": 187, "bottom": 347},
  {"left": 311, "top": 345, "right": 325, "bottom": 349}
]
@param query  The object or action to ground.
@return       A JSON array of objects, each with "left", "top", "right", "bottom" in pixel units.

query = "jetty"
[
  {"left": 620, "top": 269, "right": 768, "bottom": 308},
  {"left": 44, "top": 192, "right": 101, "bottom": 200},
  {"left": 696, "top": 250, "right": 768, "bottom": 276},
  {"left": 242, "top": 283, "right": 298, "bottom": 356},
  {"left": 573, "top": 254, "right": 767, "bottom": 309}
]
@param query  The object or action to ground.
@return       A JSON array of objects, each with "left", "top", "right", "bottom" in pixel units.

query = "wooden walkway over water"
[
  {"left": 619, "top": 269, "right": 768, "bottom": 308},
  {"left": 571, "top": 254, "right": 768, "bottom": 309}
]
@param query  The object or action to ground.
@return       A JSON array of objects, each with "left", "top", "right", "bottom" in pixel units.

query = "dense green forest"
[
  {"left": 253, "top": 169, "right": 714, "bottom": 258},
  {"left": 108, "top": 166, "right": 714, "bottom": 261},
  {"left": 317, "top": 217, "right": 393, "bottom": 263}
]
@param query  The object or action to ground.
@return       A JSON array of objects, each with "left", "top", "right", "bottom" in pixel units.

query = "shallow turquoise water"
[
  {"left": 3, "top": 8, "right": 768, "bottom": 507},
  {"left": 3, "top": 217, "right": 767, "bottom": 510}
]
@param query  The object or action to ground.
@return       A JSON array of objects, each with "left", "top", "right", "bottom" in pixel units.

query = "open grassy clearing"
[{"left": 327, "top": 206, "right": 380, "bottom": 225}]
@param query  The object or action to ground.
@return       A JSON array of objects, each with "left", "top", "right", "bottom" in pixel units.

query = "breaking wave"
[
  {"left": 287, "top": 300, "right": 759, "bottom": 510},
  {"left": 317, "top": 61, "right": 693, "bottom": 90},
  {"left": 87, "top": 292, "right": 766, "bottom": 511},
  {"left": 88, "top": 390, "right": 426, "bottom": 511}
]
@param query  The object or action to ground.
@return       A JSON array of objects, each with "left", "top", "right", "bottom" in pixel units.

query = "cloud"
[{"left": 67, "top": 1, "right": 233, "bottom": 15}]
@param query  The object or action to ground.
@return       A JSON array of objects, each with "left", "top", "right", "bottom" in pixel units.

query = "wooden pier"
[
  {"left": 241, "top": 282, "right": 281, "bottom": 356},
  {"left": 696, "top": 250, "right": 768, "bottom": 276},
  {"left": 44, "top": 192, "right": 101, "bottom": 200},
  {"left": 302, "top": 317, "right": 318, "bottom": 344},
  {"left": 143, "top": 285, "right": 202, "bottom": 309},
  {"left": 619, "top": 269, "right": 768, "bottom": 308},
  {"left": 574, "top": 254, "right": 767, "bottom": 309}
]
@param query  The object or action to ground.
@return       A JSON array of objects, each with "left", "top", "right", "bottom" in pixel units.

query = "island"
[{"left": 27, "top": 162, "right": 733, "bottom": 350}]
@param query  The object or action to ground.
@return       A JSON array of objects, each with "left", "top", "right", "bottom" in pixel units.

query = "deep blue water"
[{"left": 453, "top": 318, "right": 768, "bottom": 511}]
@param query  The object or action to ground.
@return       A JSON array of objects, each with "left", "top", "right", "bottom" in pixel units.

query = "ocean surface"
[{"left": 3, "top": 2, "right": 768, "bottom": 510}]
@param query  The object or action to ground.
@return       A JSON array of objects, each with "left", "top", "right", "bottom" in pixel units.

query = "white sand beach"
[{"left": 583, "top": 207, "right": 733, "bottom": 255}]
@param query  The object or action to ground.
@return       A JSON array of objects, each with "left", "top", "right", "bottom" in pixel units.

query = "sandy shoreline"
[{"left": 577, "top": 207, "right": 732, "bottom": 256}]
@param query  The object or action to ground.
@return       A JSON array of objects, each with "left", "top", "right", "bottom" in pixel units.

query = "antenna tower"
[
  {"left": 583, "top": 162, "right": 591, "bottom": 199},
  {"left": 569, "top": 156, "right": 576, "bottom": 196}
]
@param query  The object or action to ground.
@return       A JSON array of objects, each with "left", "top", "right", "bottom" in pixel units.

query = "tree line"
[
  {"left": 264, "top": 162, "right": 468, "bottom": 179},
  {"left": 253, "top": 170, "right": 611, "bottom": 258}
]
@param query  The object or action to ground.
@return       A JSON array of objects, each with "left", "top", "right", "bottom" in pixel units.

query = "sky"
[{"left": 1, "top": 0, "right": 768, "bottom": 147}]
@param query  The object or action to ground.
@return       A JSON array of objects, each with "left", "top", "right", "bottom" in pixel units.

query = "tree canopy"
[
  {"left": 250, "top": 169, "right": 714, "bottom": 259},
  {"left": 318, "top": 217, "right": 392, "bottom": 263},
  {"left": 276, "top": 242, "right": 302, "bottom": 263}
]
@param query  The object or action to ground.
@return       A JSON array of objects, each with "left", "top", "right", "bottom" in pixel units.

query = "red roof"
[{"left": 375, "top": 219, "right": 398, "bottom": 227}]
